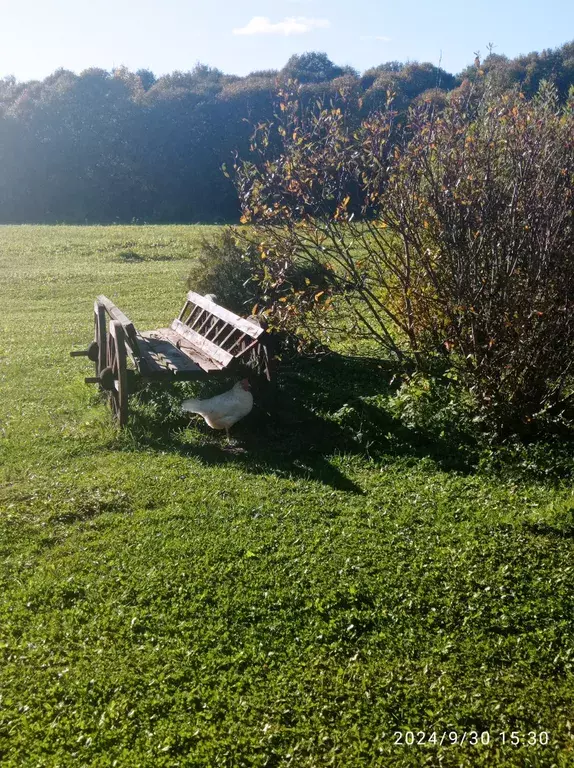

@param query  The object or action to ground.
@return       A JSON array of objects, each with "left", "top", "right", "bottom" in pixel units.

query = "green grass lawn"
[{"left": 1, "top": 225, "right": 573, "bottom": 767}]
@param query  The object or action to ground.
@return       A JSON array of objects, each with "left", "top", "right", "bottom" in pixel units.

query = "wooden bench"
[{"left": 71, "top": 292, "right": 272, "bottom": 426}]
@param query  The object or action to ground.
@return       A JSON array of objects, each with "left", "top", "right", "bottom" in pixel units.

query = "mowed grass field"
[{"left": 1, "top": 225, "right": 573, "bottom": 767}]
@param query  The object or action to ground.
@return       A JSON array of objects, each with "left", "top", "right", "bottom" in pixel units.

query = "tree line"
[{"left": 0, "top": 44, "right": 573, "bottom": 224}]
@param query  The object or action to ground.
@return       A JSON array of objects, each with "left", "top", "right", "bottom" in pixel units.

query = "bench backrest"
[{"left": 172, "top": 292, "right": 269, "bottom": 373}]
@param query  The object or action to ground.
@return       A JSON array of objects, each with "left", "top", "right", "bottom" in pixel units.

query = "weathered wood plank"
[
  {"left": 227, "top": 332, "right": 247, "bottom": 353},
  {"left": 97, "top": 295, "right": 134, "bottom": 330},
  {"left": 134, "top": 333, "right": 168, "bottom": 375},
  {"left": 177, "top": 300, "right": 191, "bottom": 322},
  {"left": 97, "top": 295, "right": 140, "bottom": 356},
  {"left": 94, "top": 300, "right": 107, "bottom": 374},
  {"left": 186, "top": 292, "right": 264, "bottom": 339},
  {"left": 159, "top": 328, "right": 222, "bottom": 372},
  {"left": 140, "top": 330, "right": 222, "bottom": 374},
  {"left": 171, "top": 319, "right": 234, "bottom": 368},
  {"left": 186, "top": 304, "right": 203, "bottom": 328},
  {"left": 194, "top": 310, "right": 215, "bottom": 337},
  {"left": 138, "top": 331, "right": 206, "bottom": 375},
  {"left": 204, "top": 317, "right": 225, "bottom": 341},
  {"left": 210, "top": 320, "right": 233, "bottom": 344},
  {"left": 219, "top": 326, "right": 241, "bottom": 350},
  {"left": 234, "top": 338, "right": 261, "bottom": 360}
]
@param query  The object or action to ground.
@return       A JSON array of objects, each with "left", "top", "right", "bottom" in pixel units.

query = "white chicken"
[{"left": 181, "top": 379, "right": 253, "bottom": 441}]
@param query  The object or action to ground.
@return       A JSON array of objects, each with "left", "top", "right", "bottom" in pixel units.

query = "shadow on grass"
[
  {"left": 114, "top": 353, "right": 480, "bottom": 494},
  {"left": 521, "top": 521, "right": 574, "bottom": 539},
  {"left": 115, "top": 249, "right": 179, "bottom": 263}
]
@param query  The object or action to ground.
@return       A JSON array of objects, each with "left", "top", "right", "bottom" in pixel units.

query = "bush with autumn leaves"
[{"left": 226, "top": 80, "right": 574, "bottom": 433}]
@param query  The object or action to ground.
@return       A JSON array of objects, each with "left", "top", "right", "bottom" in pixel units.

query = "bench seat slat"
[
  {"left": 158, "top": 328, "right": 223, "bottom": 372},
  {"left": 171, "top": 319, "right": 234, "bottom": 368},
  {"left": 138, "top": 331, "right": 202, "bottom": 375},
  {"left": 139, "top": 330, "right": 222, "bottom": 374},
  {"left": 210, "top": 321, "right": 233, "bottom": 344},
  {"left": 186, "top": 292, "right": 264, "bottom": 339},
  {"left": 195, "top": 310, "right": 215, "bottom": 337}
]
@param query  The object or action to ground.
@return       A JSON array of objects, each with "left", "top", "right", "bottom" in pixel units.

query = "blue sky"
[{"left": 1, "top": 0, "right": 573, "bottom": 82}]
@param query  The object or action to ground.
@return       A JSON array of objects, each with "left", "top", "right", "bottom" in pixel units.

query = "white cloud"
[
  {"left": 360, "top": 35, "right": 392, "bottom": 42},
  {"left": 233, "top": 16, "right": 330, "bottom": 37}
]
